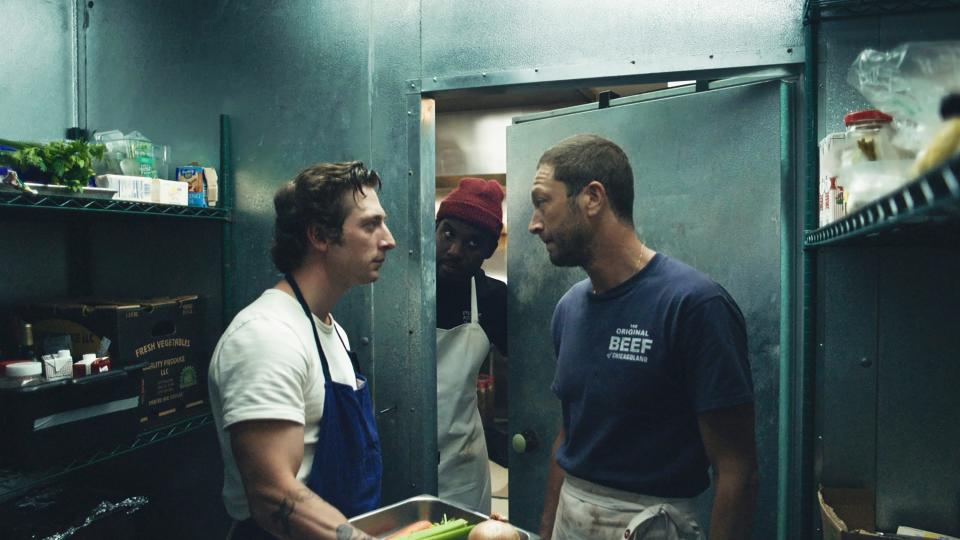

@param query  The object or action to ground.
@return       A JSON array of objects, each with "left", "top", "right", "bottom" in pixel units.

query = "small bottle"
[
  {"left": 825, "top": 177, "right": 838, "bottom": 225},
  {"left": 17, "top": 323, "right": 38, "bottom": 362}
]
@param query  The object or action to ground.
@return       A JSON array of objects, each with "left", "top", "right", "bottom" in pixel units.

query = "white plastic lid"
[
  {"left": 82, "top": 353, "right": 97, "bottom": 362},
  {"left": 6, "top": 362, "right": 42, "bottom": 377}
]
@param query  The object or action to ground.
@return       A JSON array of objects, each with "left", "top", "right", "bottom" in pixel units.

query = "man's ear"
[
  {"left": 580, "top": 180, "right": 607, "bottom": 217},
  {"left": 307, "top": 224, "right": 329, "bottom": 252}
]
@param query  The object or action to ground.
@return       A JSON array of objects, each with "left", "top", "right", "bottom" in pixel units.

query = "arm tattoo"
[
  {"left": 270, "top": 488, "right": 312, "bottom": 538},
  {"left": 270, "top": 496, "right": 296, "bottom": 537},
  {"left": 336, "top": 524, "right": 375, "bottom": 540}
]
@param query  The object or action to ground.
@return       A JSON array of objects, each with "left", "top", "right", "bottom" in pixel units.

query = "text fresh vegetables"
[
  {"left": 467, "top": 520, "right": 520, "bottom": 540},
  {"left": 394, "top": 518, "right": 474, "bottom": 540}
]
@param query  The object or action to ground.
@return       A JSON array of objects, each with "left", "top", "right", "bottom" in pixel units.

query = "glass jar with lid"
[{"left": 840, "top": 109, "right": 898, "bottom": 167}]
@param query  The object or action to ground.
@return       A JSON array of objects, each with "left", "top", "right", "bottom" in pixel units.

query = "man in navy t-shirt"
[{"left": 528, "top": 134, "right": 757, "bottom": 540}]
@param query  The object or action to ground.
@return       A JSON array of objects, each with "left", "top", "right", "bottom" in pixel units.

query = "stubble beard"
[{"left": 548, "top": 221, "right": 592, "bottom": 268}]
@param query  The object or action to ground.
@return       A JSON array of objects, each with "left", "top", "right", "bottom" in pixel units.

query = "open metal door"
[{"left": 505, "top": 80, "right": 791, "bottom": 539}]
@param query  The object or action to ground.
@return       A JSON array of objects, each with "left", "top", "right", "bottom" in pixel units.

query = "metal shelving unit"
[
  {"left": 805, "top": 156, "right": 960, "bottom": 247},
  {"left": 0, "top": 190, "right": 230, "bottom": 220},
  {"left": 804, "top": 0, "right": 960, "bottom": 22},
  {"left": 0, "top": 115, "right": 234, "bottom": 506},
  {"left": 0, "top": 412, "right": 214, "bottom": 503}
]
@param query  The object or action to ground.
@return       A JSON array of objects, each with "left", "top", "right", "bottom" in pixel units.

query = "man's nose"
[
  {"left": 445, "top": 240, "right": 462, "bottom": 258},
  {"left": 381, "top": 224, "right": 397, "bottom": 250},
  {"left": 528, "top": 213, "right": 543, "bottom": 235}
]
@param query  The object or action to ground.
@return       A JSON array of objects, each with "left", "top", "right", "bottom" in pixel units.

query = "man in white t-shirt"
[{"left": 209, "top": 161, "right": 396, "bottom": 540}]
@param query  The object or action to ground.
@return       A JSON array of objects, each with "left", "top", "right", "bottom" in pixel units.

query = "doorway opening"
[{"left": 432, "top": 79, "right": 695, "bottom": 518}]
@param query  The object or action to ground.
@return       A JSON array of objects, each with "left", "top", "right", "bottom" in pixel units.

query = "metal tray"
[
  {"left": 23, "top": 182, "right": 118, "bottom": 200},
  {"left": 348, "top": 495, "right": 537, "bottom": 540}
]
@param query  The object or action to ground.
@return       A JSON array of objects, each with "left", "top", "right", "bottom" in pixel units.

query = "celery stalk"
[
  {"left": 402, "top": 519, "right": 471, "bottom": 539},
  {"left": 421, "top": 524, "right": 474, "bottom": 540}
]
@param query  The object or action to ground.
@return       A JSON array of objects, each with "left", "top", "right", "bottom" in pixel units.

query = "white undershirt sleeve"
[{"left": 215, "top": 316, "right": 312, "bottom": 429}]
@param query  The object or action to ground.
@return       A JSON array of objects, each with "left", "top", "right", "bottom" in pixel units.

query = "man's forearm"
[
  {"left": 708, "top": 470, "right": 757, "bottom": 540},
  {"left": 250, "top": 483, "right": 370, "bottom": 540},
  {"left": 538, "top": 433, "right": 566, "bottom": 540}
]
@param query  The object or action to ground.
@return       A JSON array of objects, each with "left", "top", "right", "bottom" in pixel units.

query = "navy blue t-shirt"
[{"left": 551, "top": 253, "right": 753, "bottom": 497}]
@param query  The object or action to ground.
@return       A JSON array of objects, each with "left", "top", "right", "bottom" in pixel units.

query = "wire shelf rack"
[
  {"left": 0, "top": 413, "right": 214, "bottom": 504},
  {"left": 0, "top": 190, "right": 229, "bottom": 220},
  {"left": 805, "top": 156, "right": 960, "bottom": 247}
]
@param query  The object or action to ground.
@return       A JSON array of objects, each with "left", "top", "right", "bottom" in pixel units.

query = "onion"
[{"left": 468, "top": 519, "right": 520, "bottom": 540}]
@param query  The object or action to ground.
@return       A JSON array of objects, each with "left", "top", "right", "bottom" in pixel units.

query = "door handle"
[{"left": 512, "top": 430, "right": 540, "bottom": 454}]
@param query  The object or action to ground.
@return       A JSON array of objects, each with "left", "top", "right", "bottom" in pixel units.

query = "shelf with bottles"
[
  {"left": 0, "top": 410, "right": 214, "bottom": 504},
  {"left": 804, "top": 0, "right": 960, "bottom": 23},
  {"left": 805, "top": 154, "right": 960, "bottom": 247}
]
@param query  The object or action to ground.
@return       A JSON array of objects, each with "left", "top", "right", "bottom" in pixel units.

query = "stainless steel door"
[{"left": 505, "top": 80, "right": 787, "bottom": 538}]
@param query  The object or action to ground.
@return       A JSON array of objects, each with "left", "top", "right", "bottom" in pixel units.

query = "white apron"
[
  {"left": 437, "top": 277, "right": 492, "bottom": 514},
  {"left": 553, "top": 474, "right": 703, "bottom": 540}
]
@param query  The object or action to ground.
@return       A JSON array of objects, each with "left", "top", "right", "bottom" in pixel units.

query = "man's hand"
[{"left": 231, "top": 420, "right": 351, "bottom": 539}]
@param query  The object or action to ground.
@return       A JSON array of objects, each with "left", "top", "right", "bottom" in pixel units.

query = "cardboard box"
[
  {"left": 95, "top": 174, "right": 153, "bottom": 202},
  {"left": 152, "top": 178, "right": 188, "bottom": 205},
  {"left": 23, "top": 296, "right": 205, "bottom": 426},
  {"left": 203, "top": 167, "right": 218, "bottom": 207},
  {"left": 25, "top": 296, "right": 198, "bottom": 366},
  {"left": 819, "top": 487, "right": 882, "bottom": 540},
  {"left": 139, "top": 336, "right": 206, "bottom": 426}
]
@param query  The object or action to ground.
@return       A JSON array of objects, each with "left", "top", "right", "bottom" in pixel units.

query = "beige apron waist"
[{"left": 563, "top": 474, "right": 698, "bottom": 512}]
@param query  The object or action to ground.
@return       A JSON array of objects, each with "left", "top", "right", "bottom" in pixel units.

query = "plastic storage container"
[
  {"left": 0, "top": 362, "right": 43, "bottom": 389},
  {"left": 0, "top": 363, "right": 146, "bottom": 468},
  {"left": 94, "top": 130, "right": 159, "bottom": 179}
]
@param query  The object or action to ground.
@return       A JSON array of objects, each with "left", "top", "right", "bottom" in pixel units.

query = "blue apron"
[{"left": 287, "top": 274, "right": 382, "bottom": 517}]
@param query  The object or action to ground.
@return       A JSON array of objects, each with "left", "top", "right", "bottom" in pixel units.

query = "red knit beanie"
[{"left": 437, "top": 177, "right": 504, "bottom": 239}]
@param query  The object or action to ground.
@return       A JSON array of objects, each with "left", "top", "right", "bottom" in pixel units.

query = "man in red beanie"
[{"left": 435, "top": 177, "right": 507, "bottom": 514}]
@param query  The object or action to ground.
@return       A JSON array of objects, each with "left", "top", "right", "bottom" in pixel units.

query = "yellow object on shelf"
[{"left": 911, "top": 118, "right": 960, "bottom": 178}]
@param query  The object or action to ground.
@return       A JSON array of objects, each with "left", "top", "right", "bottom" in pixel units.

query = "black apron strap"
[
  {"left": 333, "top": 325, "right": 362, "bottom": 375},
  {"left": 284, "top": 273, "right": 332, "bottom": 382}
]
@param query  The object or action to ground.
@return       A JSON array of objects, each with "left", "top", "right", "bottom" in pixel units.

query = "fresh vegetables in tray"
[{"left": 386, "top": 516, "right": 519, "bottom": 540}]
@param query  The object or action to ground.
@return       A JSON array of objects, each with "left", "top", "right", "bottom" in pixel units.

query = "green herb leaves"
[{"left": 0, "top": 139, "right": 105, "bottom": 192}]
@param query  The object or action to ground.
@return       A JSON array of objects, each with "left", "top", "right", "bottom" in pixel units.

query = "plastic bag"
[{"left": 847, "top": 41, "right": 960, "bottom": 152}]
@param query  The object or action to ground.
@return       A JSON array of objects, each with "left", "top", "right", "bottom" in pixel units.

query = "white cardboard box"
[
  {"left": 152, "top": 179, "right": 188, "bottom": 206},
  {"left": 95, "top": 174, "right": 153, "bottom": 202}
]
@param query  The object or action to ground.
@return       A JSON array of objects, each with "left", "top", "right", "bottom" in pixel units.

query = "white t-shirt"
[{"left": 208, "top": 288, "right": 357, "bottom": 520}]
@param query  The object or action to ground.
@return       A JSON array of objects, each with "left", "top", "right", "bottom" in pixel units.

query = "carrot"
[{"left": 385, "top": 520, "right": 433, "bottom": 539}]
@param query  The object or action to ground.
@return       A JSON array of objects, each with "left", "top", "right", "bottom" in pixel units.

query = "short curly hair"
[{"left": 271, "top": 161, "right": 382, "bottom": 273}]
